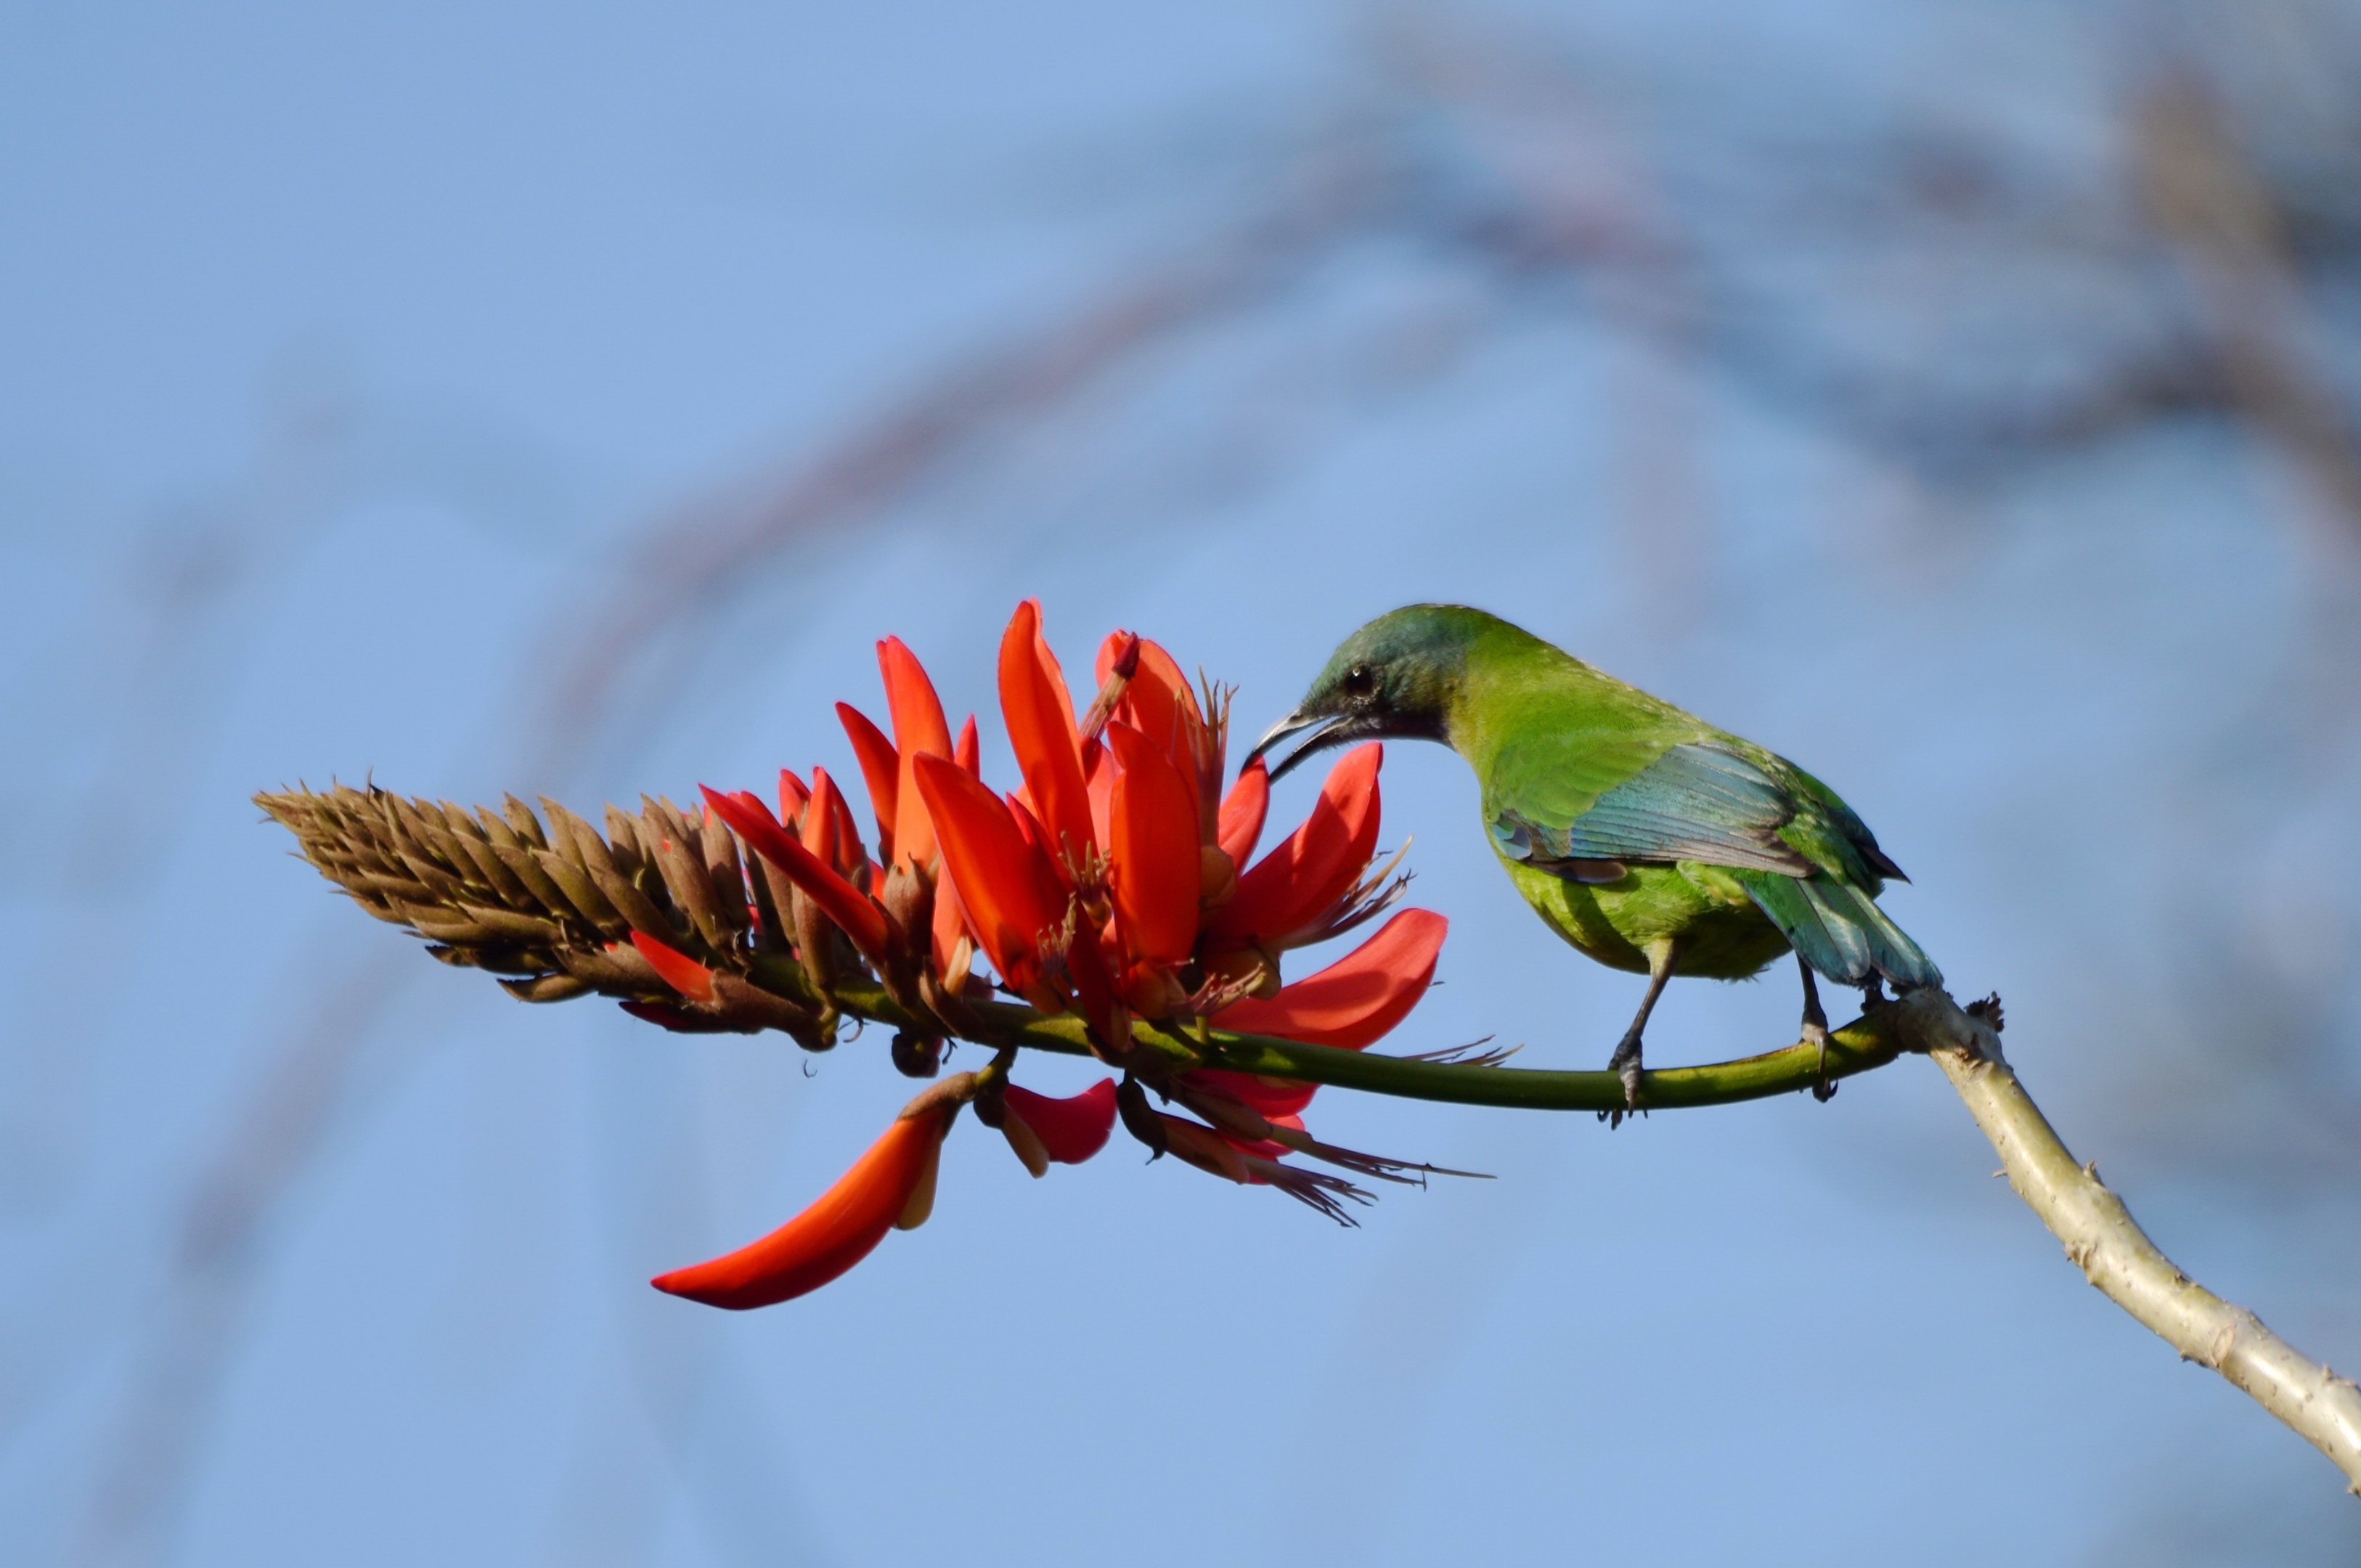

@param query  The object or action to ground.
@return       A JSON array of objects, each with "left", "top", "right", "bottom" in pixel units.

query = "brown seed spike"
[{"left": 502, "top": 795, "right": 549, "bottom": 850}]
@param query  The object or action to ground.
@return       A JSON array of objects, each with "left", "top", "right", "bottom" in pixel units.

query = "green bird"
[{"left": 1249, "top": 605, "right": 1938, "bottom": 1117}]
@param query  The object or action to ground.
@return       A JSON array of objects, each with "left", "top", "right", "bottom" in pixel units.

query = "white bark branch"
[{"left": 1888, "top": 988, "right": 2361, "bottom": 1495}]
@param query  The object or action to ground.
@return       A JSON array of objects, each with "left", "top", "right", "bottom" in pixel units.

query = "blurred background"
[{"left": 4, "top": 1, "right": 2360, "bottom": 1563}]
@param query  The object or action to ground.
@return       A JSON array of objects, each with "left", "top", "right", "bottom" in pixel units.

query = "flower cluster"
[{"left": 644, "top": 602, "right": 1449, "bottom": 1308}]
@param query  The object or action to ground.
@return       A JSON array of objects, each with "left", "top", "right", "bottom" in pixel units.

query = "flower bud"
[
  {"left": 891, "top": 1032, "right": 943, "bottom": 1078},
  {"left": 1197, "top": 844, "right": 1237, "bottom": 909},
  {"left": 1000, "top": 1109, "right": 1051, "bottom": 1178},
  {"left": 1115, "top": 1077, "right": 1167, "bottom": 1158}
]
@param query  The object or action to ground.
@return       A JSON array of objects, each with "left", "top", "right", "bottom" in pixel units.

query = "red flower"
[
  {"left": 921, "top": 603, "right": 1432, "bottom": 1053},
  {"left": 652, "top": 1090, "right": 958, "bottom": 1310},
  {"left": 669, "top": 603, "right": 1451, "bottom": 1305},
  {"left": 651, "top": 1075, "right": 1118, "bottom": 1307}
]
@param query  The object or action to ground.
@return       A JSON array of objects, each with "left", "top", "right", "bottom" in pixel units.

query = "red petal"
[
  {"left": 1215, "top": 907, "right": 1446, "bottom": 1048},
  {"left": 931, "top": 856, "right": 972, "bottom": 984},
  {"left": 701, "top": 785, "right": 893, "bottom": 961},
  {"left": 1083, "top": 739, "right": 1114, "bottom": 858},
  {"left": 1061, "top": 920, "right": 1128, "bottom": 1050},
  {"left": 629, "top": 929, "right": 718, "bottom": 1004},
  {"left": 879, "top": 637, "right": 954, "bottom": 870},
  {"left": 1217, "top": 759, "right": 1270, "bottom": 867},
  {"left": 954, "top": 714, "right": 980, "bottom": 775},
  {"left": 1206, "top": 744, "right": 1382, "bottom": 945},
  {"left": 836, "top": 702, "right": 900, "bottom": 863},
  {"left": 651, "top": 1106, "right": 952, "bottom": 1310},
  {"left": 912, "top": 754, "right": 1056, "bottom": 990},
  {"left": 810, "top": 767, "right": 870, "bottom": 883},
  {"left": 1106, "top": 722, "right": 1201, "bottom": 966},
  {"left": 1189, "top": 1068, "right": 1318, "bottom": 1119},
  {"left": 1002, "top": 1079, "right": 1117, "bottom": 1164},
  {"left": 726, "top": 788, "right": 776, "bottom": 829},
  {"left": 997, "top": 601, "right": 1095, "bottom": 871},
  {"left": 778, "top": 769, "right": 811, "bottom": 825},
  {"left": 1004, "top": 792, "right": 1075, "bottom": 915}
]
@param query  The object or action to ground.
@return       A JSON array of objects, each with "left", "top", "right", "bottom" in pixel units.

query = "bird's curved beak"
[{"left": 1245, "top": 708, "right": 1351, "bottom": 781}]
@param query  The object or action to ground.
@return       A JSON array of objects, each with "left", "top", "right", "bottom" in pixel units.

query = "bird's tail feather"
[{"left": 1737, "top": 871, "right": 1942, "bottom": 991}]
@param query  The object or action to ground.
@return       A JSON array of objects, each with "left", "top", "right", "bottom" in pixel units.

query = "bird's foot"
[
  {"left": 1801, "top": 1015, "right": 1836, "bottom": 1103},
  {"left": 1600, "top": 1034, "right": 1647, "bottom": 1129}
]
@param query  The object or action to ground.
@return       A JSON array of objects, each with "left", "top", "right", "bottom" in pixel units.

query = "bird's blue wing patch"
[{"left": 1494, "top": 743, "right": 1812, "bottom": 875}]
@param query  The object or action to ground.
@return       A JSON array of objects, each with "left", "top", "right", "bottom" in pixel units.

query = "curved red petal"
[
  {"left": 726, "top": 788, "right": 777, "bottom": 830},
  {"left": 879, "top": 637, "right": 954, "bottom": 870},
  {"left": 931, "top": 857, "right": 972, "bottom": 984},
  {"left": 1099, "top": 634, "right": 1196, "bottom": 752},
  {"left": 1004, "top": 792, "right": 1075, "bottom": 912},
  {"left": 954, "top": 714, "right": 980, "bottom": 775},
  {"left": 701, "top": 785, "right": 892, "bottom": 960},
  {"left": 629, "top": 929, "right": 718, "bottom": 1004},
  {"left": 1206, "top": 743, "right": 1382, "bottom": 946},
  {"left": 778, "top": 768, "right": 811, "bottom": 825},
  {"left": 1217, "top": 759, "right": 1270, "bottom": 867},
  {"left": 1214, "top": 907, "right": 1446, "bottom": 1049},
  {"left": 1061, "top": 921, "right": 1128, "bottom": 1050},
  {"left": 810, "top": 767, "right": 871, "bottom": 883},
  {"left": 836, "top": 702, "right": 900, "bottom": 862},
  {"left": 651, "top": 1106, "right": 950, "bottom": 1310},
  {"left": 1106, "top": 722, "right": 1201, "bottom": 966},
  {"left": 912, "top": 754, "right": 1055, "bottom": 989},
  {"left": 997, "top": 601, "right": 1095, "bottom": 870},
  {"left": 1187, "top": 1067, "right": 1318, "bottom": 1119},
  {"left": 1084, "top": 739, "right": 1115, "bottom": 855},
  {"left": 1001, "top": 1079, "right": 1117, "bottom": 1164}
]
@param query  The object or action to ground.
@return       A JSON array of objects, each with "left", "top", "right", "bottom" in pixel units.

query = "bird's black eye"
[{"left": 1342, "top": 663, "right": 1377, "bottom": 699}]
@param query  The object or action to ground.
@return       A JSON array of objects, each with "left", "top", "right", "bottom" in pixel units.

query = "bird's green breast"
[{"left": 1499, "top": 857, "right": 1794, "bottom": 981}]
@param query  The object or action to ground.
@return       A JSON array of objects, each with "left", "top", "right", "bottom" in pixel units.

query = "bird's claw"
[
  {"left": 1601, "top": 1035, "right": 1646, "bottom": 1128},
  {"left": 1801, "top": 1016, "right": 1835, "bottom": 1103}
]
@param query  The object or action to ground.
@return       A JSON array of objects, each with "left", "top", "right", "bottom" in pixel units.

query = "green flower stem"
[
  {"left": 1186, "top": 1013, "right": 1901, "bottom": 1111},
  {"left": 794, "top": 960, "right": 1904, "bottom": 1113}
]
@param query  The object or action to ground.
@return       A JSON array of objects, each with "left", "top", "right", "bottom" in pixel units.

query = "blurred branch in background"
[{"left": 11, "top": 4, "right": 2360, "bottom": 1563}]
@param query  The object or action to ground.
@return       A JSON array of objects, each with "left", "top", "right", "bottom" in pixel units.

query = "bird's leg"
[
  {"left": 1798, "top": 957, "right": 1836, "bottom": 1103},
  {"left": 1603, "top": 939, "right": 1680, "bottom": 1127}
]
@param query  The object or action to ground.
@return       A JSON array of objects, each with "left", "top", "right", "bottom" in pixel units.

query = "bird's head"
[{"left": 1248, "top": 604, "right": 1493, "bottom": 781}]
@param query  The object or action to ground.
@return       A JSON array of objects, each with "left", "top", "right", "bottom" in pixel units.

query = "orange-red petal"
[
  {"left": 998, "top": 601, "right": 1095, "bottom": 870},
  {"left": 880, "top": 637, "right": 953, "bottom": 870},
  {"left": 836, "top": 702, "right": 900, "bottom": 863},
  {"left": 778, "top": 768, "right": 811, "bottom": 825},
  {"left": 701, "top": 785, "right": 894, "bottom": 961},
  {"left": 1002, "top": 1079, "right": 1117, "bottom": 1164},
  {"left": 1206, "top": 743, "right": 1382, "bottom": 946},
  {"left": 1061, "top": 918, "right": 1128, "bottom": 1050},
  {"left": 1084, "top": 738, "right": 1115, "bottom": 856},
  {"left": 1214, "top": 907, "right": 1445, "bottom": 1048},
  {"left": 630, "top": 929, "right": 719, "bottom": 1004},
  {"left": 809, "top": 767, "right": 872, "bottom": 883},
  {"left": 931, "top": 856, "right": 973, "bottom": 984},
  {"left": 1218, "top": 759, "right": 1270, "bottom": 867},
  {"left": 651, "top": 1105, "right": 953, "bottom": 1310},
  {"left": 912, "top": 754, "right": 1056, "bottom": 990},
  {"left": 1106, "top": 722, "right": 1201, "bottom": 966},
  {"left": 954, "top": 714, "right": 980, "bottom": 775}
]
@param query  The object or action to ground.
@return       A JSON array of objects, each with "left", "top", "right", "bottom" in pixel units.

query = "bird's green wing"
[
  {"left": 1488, "top": 740, "right": 1814, "bottom": 877},
  {"left": 1488, "top": 738, "right": 1941, "bottom": 989}
]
